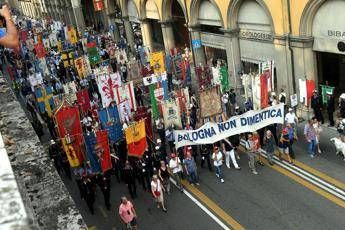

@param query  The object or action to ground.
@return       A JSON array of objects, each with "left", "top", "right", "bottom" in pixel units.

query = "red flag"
[
  {"left": 133, "top": 106, "right": 153, "bottom": 141},
  {"left": 95, "top": 130, "right": 112, "bottom": 172},
  {"left": 306, "top": 79, "right": 315, "bottom": 106},
  {"left": 260, "top": 72, "right": 269, "bottom": 108},
  {"left": 54, "top": 106, "right": 84, "bottom": 164},
  {"left": 34, "top": 43, "right": 46, "bottom": 58},
  {"left": 125, "top": 120, "right": 147, "bottom": 158},
  {"left": 19, "top": 30, "right": 28, "bottom": 42},
  {"left": 76, "top": 89, "right": 91, "bottom": 114}
]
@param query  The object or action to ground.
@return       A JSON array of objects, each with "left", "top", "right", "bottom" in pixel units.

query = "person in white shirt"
[
  {"left": 151, "top": 175, "right": 167, "bottom": 212},
  {"left": 285, "top": 108, "right": 298, "bottom": 127},
  {"left": 221, "top": 93, "right": 229, "bottom": 117},
  {"left": 211, "top": 146, "right": 224, "bottom": 183},
  {"left": 168, "top": 153, "right": 183, "bottom": 191}
]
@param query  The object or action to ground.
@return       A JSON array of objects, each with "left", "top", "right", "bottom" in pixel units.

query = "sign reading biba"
[{"left": 174, "top": 104, "right": 284, "bottom": 149}]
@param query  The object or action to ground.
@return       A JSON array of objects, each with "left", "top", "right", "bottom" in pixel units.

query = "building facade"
[{"left": 14, "top": 0, "right": 345, "bottom": 108}]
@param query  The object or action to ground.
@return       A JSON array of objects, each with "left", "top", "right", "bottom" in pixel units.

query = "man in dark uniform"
[
  {"left": 48, "top": 140, "right": 62, "bottom": 175},
  {"left": 123, "top": 161, "right": 137, "bottom": 199},
  {"left": 311, "top": 90, "right": 324, "bottom": 124},
  {"left": 326, "top": 92, "right": 335, "bottom": 127},
  {"left": 81, "top": 175, "right": 96, "bottom": 214}
]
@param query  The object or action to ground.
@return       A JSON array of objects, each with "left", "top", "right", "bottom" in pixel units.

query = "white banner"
[
  {"left": 174, "top": 104, "right": 284, "bottom": 149},
  {"left": 143, "top": 72, "right": 167, "bottom": 86}
]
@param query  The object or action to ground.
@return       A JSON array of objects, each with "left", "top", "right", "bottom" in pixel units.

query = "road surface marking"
[
  {"left": 262, "top": 157, "right": 345, "bottom": 208},
  {"left": 87, "top": 226, "right": 97, "bottom": 230},
  {"left": 170, "top": 178, "right": 244, "bottom": 230},
  {"left": 98, "top": 206, "right": 108, "bottom": 218}
]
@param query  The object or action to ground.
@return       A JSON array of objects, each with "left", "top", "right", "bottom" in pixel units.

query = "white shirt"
[
  {"left": 169, "top": 158, "right": 182, "bottom": 174},
  {"left": 285, "top": 112, "right": 297, "bottom": 124},
  {"left": 151, "top": 180, "right": 162, "bottom": 192},
  {"left": 82, "top": 117, "right": 92, "bottom": 127},
  {"left": 212, "top": 151, "right": 223, "bottom": 167}
]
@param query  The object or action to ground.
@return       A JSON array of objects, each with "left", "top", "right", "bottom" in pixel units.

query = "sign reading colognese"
[{"left": 174, "top": 104, "right": 284, "bottom": 149}]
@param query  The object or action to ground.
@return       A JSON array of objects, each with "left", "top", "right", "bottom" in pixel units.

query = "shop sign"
[
  {"left": 200, "top": 32, "right": 225, "bottom": 49},
  {"left": 192, "top": 40, "right": 202, "bottom": 49},
  {"left": 239, "top": 30, "right": 273, "bottom": 41}
]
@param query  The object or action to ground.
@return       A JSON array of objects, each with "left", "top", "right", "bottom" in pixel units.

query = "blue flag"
[
  {"left": 98, "top": 105, "right": 123, "bottom": 143},
  {"left": 84, "top": 133, "right": 102, "bottom": 173}
]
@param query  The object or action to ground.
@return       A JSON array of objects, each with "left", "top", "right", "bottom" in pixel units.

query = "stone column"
[
  {"left": 160, "top": 20, "right": 175, "bottom": 53},
  {"left": 140, "top": 18, "right": 153, "bottom": 52},
  {"left": 123, "top": 17, "right": 136, "bottom": 53},
  {"left": 189, "top": 25, "right": 206, "bottom": 65},
  {"left": 222, "top": 28, "right": 242, "bottom": 90},
  {"left": 71, "top": 0, "right": 85, "bottom": 32}
]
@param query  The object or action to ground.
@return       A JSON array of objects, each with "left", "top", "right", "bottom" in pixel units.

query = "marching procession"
[{"left": 2, "top": 2, "right": 345, "bottom": 230}]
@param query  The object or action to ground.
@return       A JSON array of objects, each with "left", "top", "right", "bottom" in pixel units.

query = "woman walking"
[
  {"left": 151, "top": 175, "right": 167, "bottom": 212},
  {"left": 278, "top": 128, "right": 293, "bottom": 164},
  {"left": 158, "top": 161, "right": 171, "bottom": 194}
]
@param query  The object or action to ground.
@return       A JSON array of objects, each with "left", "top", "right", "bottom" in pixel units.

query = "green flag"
[
  {"left": 149, "top": 84, "right": 159, "bottom": 119},
  {"left": 220, "top": 65, "right": 230, "bottom": 93},
  {"left": 320, "top": 85, "right": 334, "bottom": 104},
  {"left": 87, "top": 46, "right": 101, "bottom": 65}
]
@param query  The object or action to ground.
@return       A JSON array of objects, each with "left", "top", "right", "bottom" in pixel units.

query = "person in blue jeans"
[
  {"left": 183, "top": 152, "right": 199, "bottom": 186},
  {"left": 212, "top": 146, "right": 225, "bottom": 183},
  {"left": 304, "top": 119, "right": 317, "bottom": 158}
]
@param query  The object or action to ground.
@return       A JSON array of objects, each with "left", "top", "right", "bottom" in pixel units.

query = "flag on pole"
[
  {"left": 35, "top": 86, "right": 54, "bottom": 117},
  {"left": 150, "top": 51, "right": 166, "bottom": 74},
  {"left": 125, "top": 120, "right": 147, "bottom": 157},
  {"left": 306, "top": 79, "right": 315, "bottom": 106},
  {"left": 320, "top": 85, "right": 335, "bottom": 104},
  {"left": 95, "top": 130, "right": 112, "bottom": 172},
  {"left": 84, "top": 132, "right": 102, "bottom": 173},
  {"left": 98, "top": 105, "right": 123, "bottom": 143},
  {"left": 76, "top": 89, "right": 91, "bottom": 114},
  {"left": 115, "top": 81, "right": 137, "bottom": 111},
  {"left": 162, "top": 99, "right": 182, "bottom": 129},
  {"left": 87, "top": 41, "right": 101, "bottom": 65},
  {"left": 220, "top": 65, "right": 230, "bottom": 93},
  {"left": 260, "top": 72, "right": 269, "bottom": 109},
  {"left": 149, "top": 84, "right": 159, "bottom": 119}
]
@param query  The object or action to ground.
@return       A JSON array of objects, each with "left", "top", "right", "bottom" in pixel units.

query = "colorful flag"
[
  {"left": 76, "top": 89, "right": 91, "bottom": 114},
  {"left": 35, "top": 86, "right": 54, "bottom": 117},
  {"left": 61, "top": 51, "right": 74, "bottom": 67},
  {"left": 54, "top": 106, "right": 84, "bottom": 166},
  {"left": 63, "top": 82, "right": 78, "bottom": 103},
  {"left": 34, "top": 43, "right": 46, "bottom": 58},
  {"left": 149, "top": 84, "right": 159, "bottom": 119},
  {"left": 49, "top": 33, "right": 58, "bottom": 47},
  {"left": 19, "top": 30, "right": 28, "bottom": 42},
  {"left": 299, "top": 79, "right": 307, "bottom": 105},
  {"left": 260, "top": 72, "right": 269, "bottom": 109},
  {"left": 96, "top": 72, "right": 122, "bottom": 107},
  {"left": 95, "top": 130, "right": 112, "bottom": 172},
  {"left": 212, "top": 66, "right": 221, "bottom": 85},
  {"left": 306, "top": 79, "right": 315, "bottom": 106},
  {"left": 115, "top": 81, "right": 137, "bottom": 111},
  {"left": 320, "top": 85, "right": 335, "bottom": 104},
  {"left": 162, "top": 99, "right": 182, "bottom": 129},
  {"left": 87, "top": 41, "right": 101, "bottom": 65},
  {"left": 67, "top": 26, "right": 78, "bottom": 44},
  {"left": 220, "top": 65, "right": 230, "bottom": 93},
  {"left": 118, "top": 100, "right": 132, "bottom": 123},
  {"left": 138, "top": 46, "right": 150, "bottom": 65},
  {"left": 150, "top": 51, "right": 166, "bottom": 74},
  {"left": 133, "top": 107, "right": 153, "bottom": 141},
  {"left": 93, "top": 0, "right": 105, "bottom": 11},
  {"left": 196, "top": 65, "right": 212, "bottom": 90},
  {"left": 125, "top": 120, "right": 147, "bottom": 157},
  {"left": 128, "top": 60, "right": 141, "bottom": 81},
  {"left": 84, "top": 132, "right": 102, "bottom": 173},
  {"left": 98, "top": 104, "right": 123, "bottom": 143},
  {"left": 116, "top": 49, "right": 128, "bottom": 65},
  {"left": 61, "top": 137, "right": 81, "bottom": 167},
  {"left": 175, "top": 88, "right": 190, "bottom": 115},
  {"left": 74, "top": 57, "right": 86, "bottom": 78}
]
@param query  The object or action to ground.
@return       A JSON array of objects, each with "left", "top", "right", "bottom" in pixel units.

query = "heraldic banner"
[
  {"left": 76, "top": 89, "right": 91, "bottom": 114},
  {"left": 98, "top": 105, "right": 123, "bottom": 143},
  {"left": 133, "top": 106, "right": 153, "bottom": 141},
  {"left": 96, "top": 72, "right": 122, "bottom": 107},
  {"left": 162, "top": 99, "right": 182, "bottom": 129},
  {"left": 55, "top": 106, "right": 84, "bottom": 167},
  {"left": 35, "top": 86, "right": 54, "bottom": 117},
  {"left": 150, "top": 51, "right": 166, "bottom": 74},
  {"left": 125, "top": 120, "right": 147, "bottom": 157},
  {"left": 84, "top": 132, "right": 102, "bottom": 173},
  {"left": 199, "top": 86, "right": 222, "bottom": 118}
]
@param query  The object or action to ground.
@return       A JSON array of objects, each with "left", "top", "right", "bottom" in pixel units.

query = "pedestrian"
[
  {"left": 120, "top": 63, "right": 128, "bottom": 82},
  {"left": 221, "top": 92, "right": 229, "bottom": 117},
  {"left": 81, "top": 175, "right": 96, "bottom": 214},
  {"left": 151, "top": 175, "right": 167, "bottom": 212},
  {"left": 313, "top": 117, "right": 323, "bottom": 154},
  {"left": 245, "top": 133, "right": 259, "bottom": 175},
  {"left": 183, "top": 152, "right": 199, "bottom": 185},
  {"left": 286, "top": 123, "right": 296, "bottom": 161},
  {"left": 264, "top": 130, "right": 275, "bottom": 165},
  {"left": 165, "top": 125, "right": 175, "bottom": 153},
  {"left": 278, "top": 128, "right": 293, "bottom": 164},
  {"left": 285, "top": 108, "right": 298, "bottom": 126},
  {"left": 311, "top": 90, "right": 324, "bottom": 124},
  {"left": 200, "top": 144, "right": 212, "bottom": 171},
  {"left": 134, "top": 85, "right": 144, "bottom": 107},
  {"left": 222, "top": 138, "right": 241, "bottom": 170},
  {"left": 168, "top": 153, "right": 183, "bottom": 192},
  {"left": 229, "top": 88, "right": 237, "bottom": 115},
  {"left": 97, "top": 174, "right": 111, "bottom": 210},
  {"left": 158, "top": 160, "right": 171, "bottom": 194},
  {"left": 48, "top": 140, "right": 62, "bottom": 175},
  {"left": 119, "top": 196, "right": 138, "bottom": 230},
  {"left": 304, "top": 119, "right": 317, "bottom": 158},
  {"left": 339, "top": 93, "right": 345, "bottom": 118},
  {"left": 326, "top": 92, "right": 335, "bottom": 126},
  {"left": 279, "top": 88, "right": 287, "bottom": 104},
  {"left": 123, "top": 160, "right": 137, "bottom": 199},
  {"left": 211, "top": 146, "right": 225, "bottom": 183},
  {"left": 60, "top": 150, "right": 72, "bottom": 179}
]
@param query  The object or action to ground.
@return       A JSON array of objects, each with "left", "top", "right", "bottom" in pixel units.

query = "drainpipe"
[{"left": 287, "top": 0, "right": 296, "bottom": 94}]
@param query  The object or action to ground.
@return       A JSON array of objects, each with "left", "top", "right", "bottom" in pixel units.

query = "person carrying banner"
[
  {"left": 222, "top": 138, "right": 240, "bottom": 170},
  {"left": 212, "top": 146, "right": 225, "bottom": 183},
  {"left": 245, "top": 133, "right": 259, "bottom": 175}
]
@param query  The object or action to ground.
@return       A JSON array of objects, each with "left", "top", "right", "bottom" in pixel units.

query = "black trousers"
[
  {"left": 128, "top": 181, "right": 137, "bottom": 199},
  {"left": 313, "top": 108, "right": 324, "bottom": 123},
  {"left": 328, "top": 111, "right": 334, "bottom": 126},
  {"left": 201, "top": 155, "right": 212, "bottom": 171}
]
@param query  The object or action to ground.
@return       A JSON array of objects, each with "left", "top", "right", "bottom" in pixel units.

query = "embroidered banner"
[{"left": 199, "top": 86, "right": 222, "bottom": 118}]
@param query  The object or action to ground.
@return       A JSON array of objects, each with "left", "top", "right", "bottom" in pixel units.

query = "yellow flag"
[
  {"left": 57, "top": 41, "right": 62, "bottom": 52},
  {"left": 150, "top": 51, "right": 166, "bottom": 74},
  {"left": 62, "top": 138, "right": 80, "bottom": 167},
  {"left": 68, "top": 27, "right": 78, "bottom": 44},
  {"left": 125, "top": 120, "right": 146, "bottom": 143},
  {"left": 74, "top": 57, "right": 85, "bottom": 78}
]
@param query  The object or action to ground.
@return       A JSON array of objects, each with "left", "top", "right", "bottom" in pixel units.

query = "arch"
[
  {"left": 161, "top": 0, "right": 187, "bottom": 22},
  {"left": 190, "top": 0, "right": 224, "bottom": 27},
  {"left": 227, "top": 0, "right": 274, "bottom": 32},
  {"left": 140, "top": 0, "right": 161, "bottom": 20},
  {"left": 300, "top": 0, "right": 327, "bottom": 36},
  {"left": 121, "top": 0, "right": 139, "bottom": 18}
]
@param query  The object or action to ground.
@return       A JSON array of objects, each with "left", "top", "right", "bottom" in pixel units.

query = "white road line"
[{"left": 170, "top": 178, "right": 231, "bottom": 230}]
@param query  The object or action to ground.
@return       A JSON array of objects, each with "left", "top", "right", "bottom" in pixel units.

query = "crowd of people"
[{"left": 1, "top": 6, "right": 344, "bottom": 230}]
